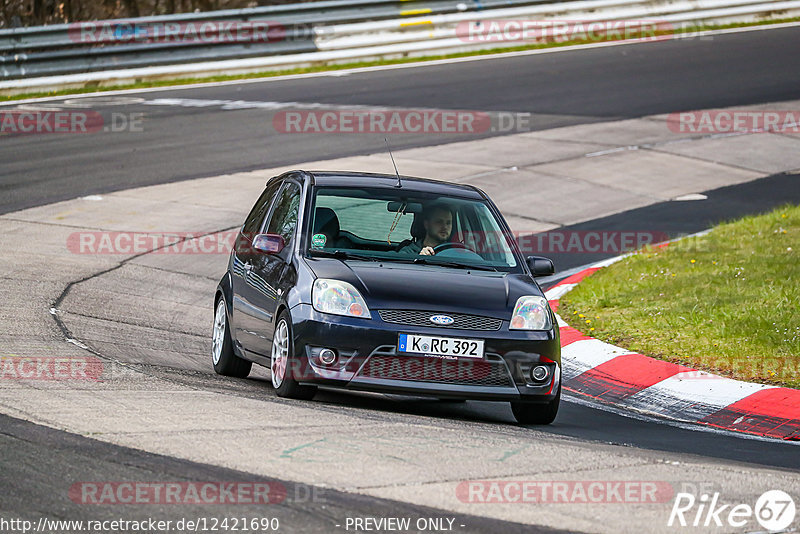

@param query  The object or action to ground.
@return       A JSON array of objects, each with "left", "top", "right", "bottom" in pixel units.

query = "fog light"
[
  {"left": 531, "top": 365, "right": 549, "bottom": 382},
  {"left": 319, "top": 348, "right": 337, "bottom": 365}
]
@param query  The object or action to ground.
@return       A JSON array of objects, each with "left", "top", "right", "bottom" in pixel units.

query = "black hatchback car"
[{"left": 212, "top": 170, "right": 561, "bottom": 424}]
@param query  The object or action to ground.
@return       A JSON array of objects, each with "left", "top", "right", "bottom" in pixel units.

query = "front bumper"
[{"left": 287, "top": 304, "right": 560, "bottom": 402}]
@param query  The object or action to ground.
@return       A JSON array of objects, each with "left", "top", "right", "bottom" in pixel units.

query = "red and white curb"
[{"left": 545, "top": 257, "right": 800, "bottom": 441}]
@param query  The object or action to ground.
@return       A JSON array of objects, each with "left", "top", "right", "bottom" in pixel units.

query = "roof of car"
[{"left": 296, "top": 171, "right": 485, "bottom": 199}]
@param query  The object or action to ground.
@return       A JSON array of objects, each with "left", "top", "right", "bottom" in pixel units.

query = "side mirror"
[
  {"left": 526, "top": 256, "right": 555, "bottom": 277},
  {"left": 252, "top": 233, "right": 285, "bottom": 254}
]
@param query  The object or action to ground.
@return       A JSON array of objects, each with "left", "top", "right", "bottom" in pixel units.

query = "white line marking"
[
  {"left": 62, "top": 96, "right": 145, "bottom": 107},
  {"left": 66, "top": 338, "right": 89, "bottom": 350},
  {"left": 673, "top": 193, "right": 708, "bottom": 201},
  {"left": 586, "top": 146, "right": 631, "bottom": 157}
]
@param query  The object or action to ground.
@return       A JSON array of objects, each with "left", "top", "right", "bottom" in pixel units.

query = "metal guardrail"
[
  {"left": 314, "top": 0, "right": 800, "bottom": 50},
  {"left": 0, "top": 0, "right": 554, "bottom": 79},
  {"left": 0, "top": 0, "right": 797, "bottom": 87},
  {"left": 0, "top": 0, "right": 514, "bottom": 50}
]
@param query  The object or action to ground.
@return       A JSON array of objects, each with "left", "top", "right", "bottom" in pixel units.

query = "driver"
[{"left": 398, "top": 203, "right": 453, "bottom": 256}]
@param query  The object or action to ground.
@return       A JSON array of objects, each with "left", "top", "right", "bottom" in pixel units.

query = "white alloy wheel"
[
  {"left": 271, "top": 319, "right": 289, "bottom": 388},
  {"left": 212, "top": 299, "right": 226, "bottom": 365}
]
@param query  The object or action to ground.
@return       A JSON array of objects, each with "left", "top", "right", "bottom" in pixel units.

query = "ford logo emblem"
[{"left": 429, "top": 315, "right": 454, "bottom": 325}]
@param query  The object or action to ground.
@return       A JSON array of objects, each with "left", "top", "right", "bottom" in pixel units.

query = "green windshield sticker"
[{"left": 311, "top": 233, "right": 327, "bottom": 248}]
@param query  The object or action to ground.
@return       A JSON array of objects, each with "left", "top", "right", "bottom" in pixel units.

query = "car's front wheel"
[
  {"left": 212, "top": 296, "right": 252, "bottom": 378},
  {"left": 510, "top": 384, "right": 560, "bottom": 425},
  {"left": 270, "top": 311, "right": 317, "bottom": 400}
]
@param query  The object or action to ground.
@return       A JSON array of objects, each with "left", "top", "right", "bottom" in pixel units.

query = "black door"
[
  {"left": 240, "top": 181, "right": 302, "bottom": 357},
  {"left": 231, "top": 181, "right": 281, "bottom": 355}
]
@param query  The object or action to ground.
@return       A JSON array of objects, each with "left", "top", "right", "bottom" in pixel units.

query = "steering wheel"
[{"left": 433, "top": 242, "right": 470, "bottom": 254}]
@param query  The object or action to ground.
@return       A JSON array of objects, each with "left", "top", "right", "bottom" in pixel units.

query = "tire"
[
  {"left": 212, "top": 296, "right": 252, "bottom": 378},
  {"left": 270, "top": 310, "right": 317, "bottom": 400},
  {"left": 510, "top": 384, "right": 560, "bottom": 425}
]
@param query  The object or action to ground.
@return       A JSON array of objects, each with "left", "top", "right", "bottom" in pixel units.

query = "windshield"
[{"left": 306, "top": 187, "right": 520, "bottom": 271}]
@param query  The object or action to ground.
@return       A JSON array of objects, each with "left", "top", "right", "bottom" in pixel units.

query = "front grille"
[
  {"left": 378, "top": 310, "right": 503, "bottom": 331},
  {"left": 356, "top": 347, "right": 515, "bottom": 388}
]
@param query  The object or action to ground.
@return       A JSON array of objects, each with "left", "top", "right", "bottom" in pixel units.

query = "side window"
[
  {"left": 264, "top": 182, "right": 302, "bottom": 244},
  {"left": 242, "top": 181, "right": 281, "bottom": 236}
]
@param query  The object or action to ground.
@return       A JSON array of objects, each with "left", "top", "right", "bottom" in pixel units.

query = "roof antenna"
[{"left": 384, "top": 137, "right": 402, "bottom": 188}]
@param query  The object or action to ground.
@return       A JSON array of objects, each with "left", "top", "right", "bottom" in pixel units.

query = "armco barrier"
[
  {"left": 0, "top": 0, "right": 549, "bottom": 79},
  {"left": 1, "top": 0, "right": 798, "bottom": 93}
]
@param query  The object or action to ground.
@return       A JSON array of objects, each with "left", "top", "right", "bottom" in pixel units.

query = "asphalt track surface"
[
  {"left": 2, "top": 25, "right": 800, "bottom": 214},
  {"left": 1, "top": 24, "right": 799, "bottom": 532},
  {"left": 0, "top": 413, "right": 560, "bottom": 533}
]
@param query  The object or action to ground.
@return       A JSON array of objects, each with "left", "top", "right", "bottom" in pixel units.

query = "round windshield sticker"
[{"left": 311, "top": 233, "right": 327, "bottom": 248}]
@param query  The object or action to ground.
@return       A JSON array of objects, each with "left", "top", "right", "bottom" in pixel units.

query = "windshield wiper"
[
  {"left": 308, "top": 250, "right": 381, "bottom": 262},
  {"left": 411, "top": 256, "right": 498, "bottom": 272},
  {"left": 310, "top": 250, "right": 498, "bottom": 271}
]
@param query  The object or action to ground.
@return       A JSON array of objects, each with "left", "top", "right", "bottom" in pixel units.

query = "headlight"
[
  {"left": 312, "top": 279, "right": 371, "bottom": 319},
  {"left": 510, "top": 296, "right": 551, "bottom": 330}
]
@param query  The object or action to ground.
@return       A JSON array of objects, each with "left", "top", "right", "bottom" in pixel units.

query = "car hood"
[{"left": 305, "top": 258, "right": 544, "bottom": 319}]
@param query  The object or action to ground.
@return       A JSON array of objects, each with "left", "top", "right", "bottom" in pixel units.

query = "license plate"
[{"left": 398, "top": 333, "right": 484, "bottom": 359}]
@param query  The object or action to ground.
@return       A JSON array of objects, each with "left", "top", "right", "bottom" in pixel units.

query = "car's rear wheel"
[
  {"left": 271, "top": 311, "right": 317, "bottom": 400},
  {"left": 212, "top": 296, "right": 252, "bottom": 378},
  {"left": 510, "top": 384, "right": 560, "bottom": 425}
]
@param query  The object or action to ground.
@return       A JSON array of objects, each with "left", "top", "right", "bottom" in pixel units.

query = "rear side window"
[
  {"left": 265, "top": 182, "right": 302, "bottom": 244},
  {"left": 242, "top": 181, "right": 281, "bottom": 235}
]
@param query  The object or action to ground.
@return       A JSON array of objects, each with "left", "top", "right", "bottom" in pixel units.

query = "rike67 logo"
[{"left": 668, "top": 490, "right": 796, "bottom": 530}]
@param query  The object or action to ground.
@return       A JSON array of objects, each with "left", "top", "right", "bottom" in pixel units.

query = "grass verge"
[
  {"left": 2, "top": 17, "right": 799, "bottom": 102},
  {"left": 559, "top": 204, "right": 800, "bottom": 388}
]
